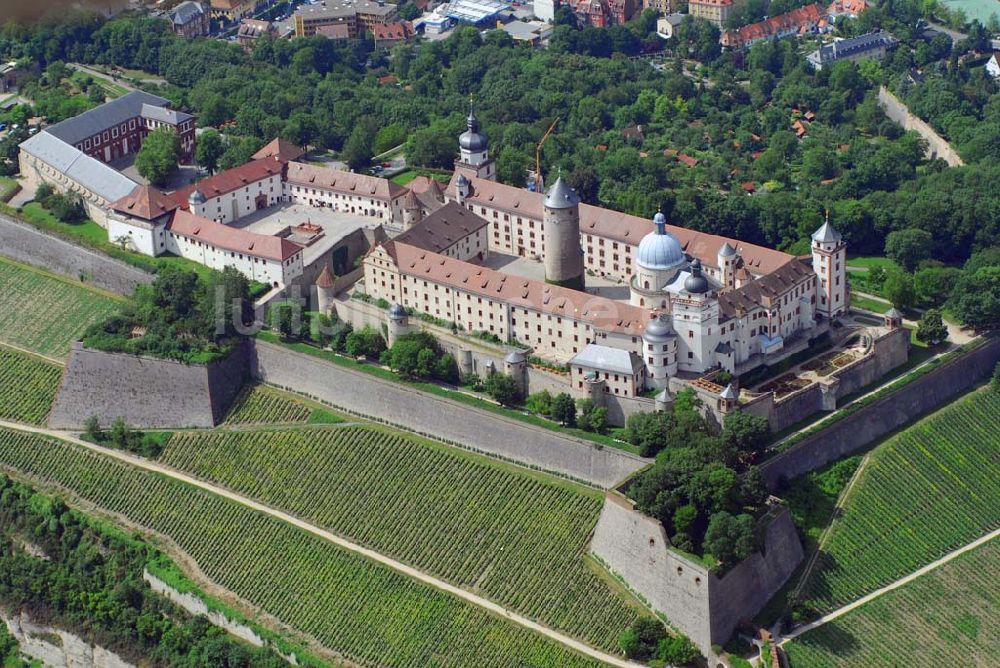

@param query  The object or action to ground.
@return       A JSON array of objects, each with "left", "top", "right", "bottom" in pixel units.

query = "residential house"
[{"left": 168, "top": 1, "right": 210, "bottom": 37}]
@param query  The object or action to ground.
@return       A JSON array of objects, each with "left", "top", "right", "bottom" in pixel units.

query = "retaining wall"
[
  {"left": 48, "top": 342, "right": 249, "bottom": 429},
  {"left": 878, "top": 87, "right": 964, "bottom": 166},
  {"left": 760, "top": 335, "right": 1000, "bottom": 488},
  {"left": 250, "top": 340, "right": 649, "bottom": 488},
  {"left": 589, "top": 494, "right": 803, "bottom": 654},
  {"left": 0, "top": 212, "right": 152, "bottom": 295}
]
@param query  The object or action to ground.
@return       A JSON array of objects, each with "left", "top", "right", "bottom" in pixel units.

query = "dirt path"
[
  {"left": 0, "top": 340, "right": 64, "bottom": 366},
  {"left": 780, "top": 529, "right": 1000, "bottom": 645},
  {"left": 0, "top": 420, "right": 641, "bottom": 668}
]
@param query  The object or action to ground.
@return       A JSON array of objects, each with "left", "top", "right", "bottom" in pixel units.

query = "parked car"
[{"left": 0, "top": 123, "right": 6, "bottom": 131}]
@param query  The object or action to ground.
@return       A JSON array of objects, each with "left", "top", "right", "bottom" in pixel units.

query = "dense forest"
[
  {"left": 0, "top": 476, "right": 293, "bottom": 667},
  {"left": 0, "top": 1, "right": 997, "bottom": 326}
]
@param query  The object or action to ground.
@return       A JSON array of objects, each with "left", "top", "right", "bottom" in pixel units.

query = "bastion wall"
[
  {"left": 589, "top": 493, "right": 803, "bottom": 654},
  {"left": 760, "top": 335, "right": 1000, "bottom": 488},
  {"left": 0, "top": 212, "right": 152, "bottom": 296},
  {"left": 48, "top": 342, "right": 249, "bottom": 429}
]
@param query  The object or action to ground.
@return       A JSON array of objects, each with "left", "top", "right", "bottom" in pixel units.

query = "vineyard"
[
  {"left": 786, "top": 538, "right": 1000, "bottom": 667},
  {"left": 796, "top": 389, "right": 1000, "bottom": 616},
  {"left": 0, "top": 345, "right": 62, "bottom": 425},
  {"left": 223, "top": 384, "right": 343, "bottom": 425},
  {"left": 159, "top": 426, "right": 638, "bottom": 650},
  {"left": 0, "top": 258, "right": 121, "bottom": 357},
  {"left": 0, "top": 428, "right": 609, "bottom": 668}
]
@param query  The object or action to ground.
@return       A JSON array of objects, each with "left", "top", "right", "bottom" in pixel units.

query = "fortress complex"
[{"left": 363, "top": 108, "right": 849, "bottom": 395}]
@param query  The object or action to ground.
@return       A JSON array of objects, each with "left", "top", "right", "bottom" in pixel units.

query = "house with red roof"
[{"left": 720, "top": 3, "right": 826, "bottom": 49}]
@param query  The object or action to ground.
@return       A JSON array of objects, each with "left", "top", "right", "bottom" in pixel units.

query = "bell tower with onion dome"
[{"left": 454, "top": 101, "right": 495, "bottom": 181}]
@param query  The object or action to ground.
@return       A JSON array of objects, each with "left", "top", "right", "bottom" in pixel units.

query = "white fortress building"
[{"left": 362, "top": 120, "right": 849, "bottom": 396}]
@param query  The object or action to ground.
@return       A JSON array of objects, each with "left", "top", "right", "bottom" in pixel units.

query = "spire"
[
  {"left": 467, "top": 94, "right": 479, "bottom": 133},
  {"left": 653, "top": 210, "right": 666, "bottom": 235}
]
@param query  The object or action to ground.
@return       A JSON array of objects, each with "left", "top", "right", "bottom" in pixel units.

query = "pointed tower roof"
[
  {"left": 315, "top": 265, "right": 335, "bottom": 289},
  {"left": 543, "top": 176, "right": 580, "bottom": 210},
  {"left": 720, "top": 384, "right": 738, "bottom": 400},
  {"left": 718, "top": 241, "right": 737, "bottom": 257},
  {"left": 812, "top": 220, "right": 842, "bottom": 243},
  {"left": 403, "top": 189, "right": 420, "bottom": 210}
]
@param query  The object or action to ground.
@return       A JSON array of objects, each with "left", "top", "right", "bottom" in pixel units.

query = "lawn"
[
  {"left": 849, "top": 293, "right": 891, "bottom": 314},
  {"left": 786, "top": 537, "right": 1000, "bottom": 668},
  {"left": 793, "top": 388, "right": 1000, "bottom": 618},
  {"left": 391, "top": 168, "right": 452, "bottom": 186},
  {"left": 845, "top": 256, "right": 899, "bottom": 271},
  {"left": 0, "top": 257, "right": 122, "bottom": 357},
  {"left": 158, "top": 422, "right": 640, "bottom": 650},
  {"left": 0, "top": 176, "right": 19, "bottom": 203},
  {"left": 0, "top": 428, "right": 607, "bottom": 668}
]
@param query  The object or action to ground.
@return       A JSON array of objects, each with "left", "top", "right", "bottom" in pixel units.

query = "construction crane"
[{"left": 535, "top": 117, "right": 560, "bottom": 192}]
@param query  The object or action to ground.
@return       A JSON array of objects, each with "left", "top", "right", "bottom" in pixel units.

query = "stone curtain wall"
[
  {"left": 0, "top": 212, "right": 152, "bottom": 296},
  {"left": 250, "top": 340, "right": 649, "bottom": 488},
  {"left": 760, "top": 335, "right": 1000, "bottom": 488},
  {"left": 589, "top": 494, "right": 803, "bottom": 654},
  {"left": 878, "top": 87, "right": 964, "bottom": 167},
  {"left": 831, "top": 327, "right": 910, "bottom": 401},
  {"left": 49, "top": 343, "right": 249, "bottom": 429}
]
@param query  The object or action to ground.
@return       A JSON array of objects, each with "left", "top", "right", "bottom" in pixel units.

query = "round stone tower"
[
  {"left": 387, "top": 303, "right": 410, "bottom": 346},
  {"left": 642, "top": 313, "right": 677, "bottom": 389},
  {"left": 542, "top": 177, "right": 585, "bottom": 290},
  {"left": 503, "top": 350, "right": 528, "bottom": 396},
  {"left": 402, "top": 190, "right": 422, "bottom": 229},
  {"left": 315, "top": 265, "right": 335, "bottom": 314}
]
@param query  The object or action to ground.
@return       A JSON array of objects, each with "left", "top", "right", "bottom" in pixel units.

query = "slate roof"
[
  {"left": 140, "top": 103, "right": 193, "bottom": 125},
  {"left": 19, "top": 131, "right": 138, "bottom": 203},
  {"left": 570, "top": 344, "right": 645, "bottom": 375},
  {"left": 808, "top": 31, "right": 896, "bottom": 66},
  {"left": 169, "top": 1, "right": 206, "bottom": 25},
  {"left": 716, "top": 257, "right": 816, "bottom": 318},
  {"left": 392, "top": 202, "right": 488, "bottom": 253},
  {"left": 167, "top": 210, "right": 303, "bottom": 261},
  {"left": 449, "top": 173, "right": 793, "bottom": 274},
  {"left": 44, "top": 91, "right": 171, "bottom": 146},
  {"left": 381, "top": 241, "right": 648, "bottom": 336},
  {"left": 286, "top": 161, "right": 406, "bottom": 200}
]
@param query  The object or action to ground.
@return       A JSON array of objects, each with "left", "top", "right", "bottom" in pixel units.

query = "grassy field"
[
  {"left": 795, "top": 388, "right": 1000, "bottom": 617},
  {"left": 846, "top": 256, "right": 899, "bottom": 271},
  {"left": 390, "top": 168, "right": 452, "bottom": 186},
  {"left": 158, "top": 423, "right": 639, "bottom": 650},
  {"left": 0, "top": 257, "right": 121, "bottom": 356},
  {"left": 0, "top": 176, "right": 19, "bottom": 203},
  {"left": 849, "top": 293, "right": 892, "bottom": 314},
  {"left": 0, "top": 428, "right": 609, "bottom": 668},
  {"left": 786, "top": 537, "right": 1000, "bottom": 668},
  {"left": 223, "top": 384, "right": 344, "bottom": 425},
  {"left": 0, "top": 344, "right": 62, "bottom": 425}
]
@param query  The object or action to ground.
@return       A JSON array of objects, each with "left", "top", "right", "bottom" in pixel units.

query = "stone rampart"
[
  {"left": 590, "top": 493, "right": 803, "bottom": 654},
  {"left": 250, "top": 340, "right": 649, "bottom": 488},
  {"left": 0, "top": 212, "right": 152, "bottom": 296},
  {"left": 760, "top": 335, "right": 1000, "bottom": 488},
  {"left": 878, "top": 87, "right": 964, "bottom": 166},
  {"left": 48, "top": 342, "right": 249, "bottom": 429}
]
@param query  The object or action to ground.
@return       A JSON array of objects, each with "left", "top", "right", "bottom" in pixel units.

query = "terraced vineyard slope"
[
  {"left": 796, "top": 389, "right": 1000, "bottom": 616},
  {"left": 159, "top": 425, "right": 638, "bottom": 650},
  {"left": 786, "top": 538, "right": 1000, "bottom": 667},
  {"left": 0, "top": 344, "right": 62, "bottom": 424},
  {"left": 0, "top": 428, "right": 608, "bottom": 668},
  {"left": 0, "top": 258, "right": 121, "bottom": 356},
  {"left": 224, "top": 384, "right": 343, "bottom": 425}
]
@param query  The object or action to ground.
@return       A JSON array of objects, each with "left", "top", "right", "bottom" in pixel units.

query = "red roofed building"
[
  {"left": 827, "top": 0, "right": 868, "bottom": 17},
  {"left": 564, "top": 0, "right": 638, "bottom": 27},
  {"left": 171, "top": 155, "right": 288, "bottom": 224},
  {"left": 720, "top": 3, "right": 826, "bottom": 48},
  {"left": 285, "top": 161, "right": 410, "bottom": 225},
  {"left": 252, "top": 138, "right": 306, "bottom": 163},
  {"left": 373, "top": 21, "right": 413, "bottom": 47}
]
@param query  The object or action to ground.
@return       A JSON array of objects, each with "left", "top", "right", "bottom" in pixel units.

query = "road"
[
  {"left": 0, "top": 419, "right": 643, "bottom": 668},
  {"left": 780, "top": 528, "right": 1000, "bottom": 645}
]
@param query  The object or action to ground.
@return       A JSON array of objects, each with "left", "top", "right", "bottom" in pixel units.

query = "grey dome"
[
  {"left": 388, "top": 303, "right": 407, "bottom": 320},
  {"left": 504, "top": 350, "right": 526, "bottom": 364},
  {"left": 543, "top": 177, "right": 580, "bottom": 210},
  {"left": 718, "top": 242, "right": 736, "bottom": 257},
  {"left": 643, "top": 314, "right": 673, "bottom": 342},
  {"left": 684, "top": 259, "right": 709, "bottom": 294},
  {"left": 637, "top": 213, "right": 685, "bottom": 271},
  {"left": 188, "top": 189, "right": 206, "bottom": 205},
  {"left": 459, "top": 109, "right": 488, "bottom": 152}
]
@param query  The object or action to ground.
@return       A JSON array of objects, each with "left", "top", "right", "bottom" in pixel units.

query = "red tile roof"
[
  {"left": 373, "top": 21, "right": 413, "bottom": 41},
  {"left": 171, "top": 157, "right": 285, "bottom": 207},
  {"left": 285, "top": 161, "right": 407, "bottom": 200},
  {"left": 384, "top": 241, "right": 650, "bottom": 336},
  {"left": 167, "top": 210, "right": 302, "bottom": 262},
  {"left": 677, "top": 153, "right": 699, "bottom": 167},
  {"left": 252, "top": 137, "right": 305, "bottom": 162},
  {"left": 111, "top": 185, "right": 178, "bottom": 221},
  {"left": 721, "top": 3, "right": 825, "bottom": 48},
  {"left": 449, "top": 174, "right": 794, "bottom": 274},
  {"left": 316, "top": 264, "right": 336, "bottom": 288}
]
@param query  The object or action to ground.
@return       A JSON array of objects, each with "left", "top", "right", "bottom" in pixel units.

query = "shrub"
[{"left": 619, "top": 617, "right": 666, "bottom": 660}]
